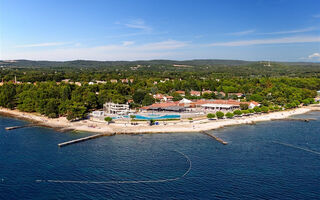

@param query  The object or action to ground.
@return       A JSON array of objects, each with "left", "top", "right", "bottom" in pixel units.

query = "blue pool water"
[
  {"left": 113, "top": 114, "right": 181, "bottom": 120},
  {"left": 0, "top": 111, "right": 320, "bottom": 199},
  {"left": 129, "top": 114, "right": 180, "bottom": 120}
]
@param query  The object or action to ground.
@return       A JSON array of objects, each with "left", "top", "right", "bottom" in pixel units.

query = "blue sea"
[{"left": 0, "top": 111, "right": 320, "bottom": 199}]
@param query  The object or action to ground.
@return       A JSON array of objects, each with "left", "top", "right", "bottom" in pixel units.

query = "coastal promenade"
[{"left": 0, "top": 105, "right": 319, "bottom": 135}]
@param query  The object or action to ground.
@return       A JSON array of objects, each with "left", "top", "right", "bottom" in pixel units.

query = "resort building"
[
  {"left": 141, "top": 103, "right": 186, "bottom": 112},
  {"left": 179, "top": 98, "right": 193, "bottom": 107},
  {"left": 75, "top": 82, "right": 82, "bottom": 86},
  {"left": 247, "top": 101, "right": 260, "bottom": 109},
  {"left": 201, "top": 103, "right": 239, "bottom": 111},
  {"left": 153, "top": 94, "right": 173, "bottom": 102},
  {"left": 140, "top": 98, "right": 261, "bottom": 114},
  {"left": 214, "top": 91, "right": 226, "bottom": 97},
  {"left": 175, "top": 90, "right": 186, "bottom": 96},
  {"left": 202, "top": 90, "right": 212, "bottom": 94},
  {"left": 228, "top": 93, "right": 244, "bottom": 98},
  {"left": 103, "top": 102, "right": 130, "bottom": 115},
  {"left": 190, "top": 90, "right": 201, "bottom": 96},
  {"left": 96, "top": 80, "right": 107, "bottom": 84},
  {"left": 90, "top": 110, "right": 105, "bottom": 118},
  {"left": 121, "top": 79, "right": 129, "bottom": 83},
  {"left": 61, "top": 79, "right": 70, "bottom": 83}
]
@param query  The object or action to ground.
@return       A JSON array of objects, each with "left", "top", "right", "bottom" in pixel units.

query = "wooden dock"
[
  {"left": 202, "top": 131, "right": 228, "bottom": 145},
  {"left": 58, "top": 133, "right": 116, "bottom": 147}
]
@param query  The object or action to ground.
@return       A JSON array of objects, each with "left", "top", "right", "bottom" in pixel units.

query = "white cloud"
[
  {"left": 122, "top": 41, "right": 135, "bottom": 46},
  {"left": 257, "top": 27, "right": 317, "bottom": 35},
  {"left": 228, "top": 29, "right": 255, "bottom": 36},
  {"left": 313, "top": 14, "right": 320, "bottom": 18},
  {"left": 124, "top": 19, "right": 151, "bottom": 31},
  {"left": 2, "top": 40, "right": 188, "bottom": 61},
  {"left": 15, "top": 42, "right": 68, "bottom": 48},
  {"left": 138, "top": 40, "right": 188, "bottom": 50},
  {"left": 226, "top": 27, "right": 316, "bottom": 37},
  {"left": 209, "top": 36, "right": 320, "bottom": 47},
  {"left": 308, "top": 52, "right": 320, "bottom": 59}
]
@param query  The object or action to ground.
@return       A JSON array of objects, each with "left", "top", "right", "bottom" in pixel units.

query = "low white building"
[
  {"left": 201, "top": 103, "right": 240, "bottom": 112},
  {"left": 248, "top": 101, "right": 260, "bottom": 109},
  {"left": 103, "top": 102, "right": 130, "bottom": 115},
  {"left": 91, "top": 110, "right": 105, "bottom": 117}
]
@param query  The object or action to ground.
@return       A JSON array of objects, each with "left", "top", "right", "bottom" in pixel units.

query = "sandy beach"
[{"left": 1, "top": 105, "right": 319, "bottom": 135}]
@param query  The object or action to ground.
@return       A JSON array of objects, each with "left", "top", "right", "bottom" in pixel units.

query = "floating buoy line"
[
  {"left": 35, "top": 150, "right": 192, "bottom": 184},
  {"left": 273, "top": 141, "right": 320, "bottom": 156}
]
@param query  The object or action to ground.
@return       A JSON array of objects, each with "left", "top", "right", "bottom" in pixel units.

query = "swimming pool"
[
  {"left": 112, "top": 114, "right": 180, "bottom": 120},
  {"left": 131, "top": 114, "right": 180, "bottom": 120}
]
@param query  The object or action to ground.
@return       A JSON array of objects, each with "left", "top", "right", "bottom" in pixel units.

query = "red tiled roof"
[
  {"left": 212, "top": 99, "right": 241, "bottom": 105},
  {"left": 140, "top": 106, "right": 150, "bottom": 110},
  {"left": 190, "top": 91, "right": 201, "bottom": 95},
  {"left": 175, "top": 91, "right": 185, "bottom": 94},
  {"left": 228, "top": 93, "right": 243, "bottom": 96},
  {"left": 154, "top": 94, "right": 165, "bottom": 99},
  {"left": 250, "top": 101, "right": 260, "bottom": 106},
  {"left": 202, "top": 90, "right": 212, "bottom": 94},
  {"left": 192, "top": 99, "right": 241, "bottom": 106},
  {"left": 214, "top": 91, "right": 226, "bottom": 96},
  {"left": 149, "top": 102, "right": 179, "bottom": 108}
]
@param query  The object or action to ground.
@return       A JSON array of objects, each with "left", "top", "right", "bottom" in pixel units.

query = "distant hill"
[
  {"left": 1, "top": 59, "right": 320, "bottom": 77},
  {"left": 1, "top": 59, "right": 319, "bottom": 68},
  {"left": 0, "top": 59, "right": 256, "bottom": 68}
]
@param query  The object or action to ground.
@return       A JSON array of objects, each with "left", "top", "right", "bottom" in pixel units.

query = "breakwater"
[
  {"left": 58, "top": 132, "right": 116, "bottom": 147},
  {"left": 202, "top": 131, "right": 228, "bottom": 145}
]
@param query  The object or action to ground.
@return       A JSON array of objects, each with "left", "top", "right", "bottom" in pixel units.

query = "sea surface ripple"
[{"left": 0, "top": 112, "right": 320, "bottom": 199}]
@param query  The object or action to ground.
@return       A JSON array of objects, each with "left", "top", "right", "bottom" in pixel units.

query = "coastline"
[{"left": 1, "top": 106, "right": 319, "bottom": 135}]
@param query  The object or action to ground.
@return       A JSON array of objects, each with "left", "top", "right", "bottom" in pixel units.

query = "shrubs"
[
  {"left": 226, "top": 112, "right": 234, "bottom": 118},
  {"left": 242, "top": 110, "right": 250, "bottom": 115},
  {"left": 104, "top": 117, "right": 113, "bottom": 123},
  {"left": 216, "top": 111, "right": 224, "bottom": 119},
  {"left": 293, "top": 100, "right": 300, "bottom": 106},
  {"left": 233, "top": 109, "right": 242, "bottom": 116},
  {"left": 274, "top": 106, "right": 280, "bottom": 111},
  {"left": 240, "top": 103, "right": 249, "bottom": 110},
  {"left": 268, "top": 106, "right": 274, "bottom": 112},
  {"left": 253, "top": 107, "right": 261, "bottom": 113},
  {"left": 207, "top": 113, "right": 216, "bottom": 119},
  {"left": 149, "top": 119, "right": 155, "bottom": 125},
  {"left": 302, "top": 98, "right": 315, "bottom": 105},
  {"left": 302, "top": 99, "right": 310, "bottom": 105},
  {"left": 260, "top": 106, "right": 269, "bottom": 113},
  {"left": 308, "top": 98, "right": 315, "bottom": 104},
  {"left": 285, "top": 102, "right": 299, "bottom": 109},
  {"left": 248, "top": 109, "right": 255, "bottom": 113},
  {"left": 48, "top": 113, "right": 58, "bottom": 118}
]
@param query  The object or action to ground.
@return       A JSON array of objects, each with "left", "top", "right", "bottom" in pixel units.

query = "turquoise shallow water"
[
  {"left": 113, "top": 114, "right": 181, "bottom": 120},
  {"left": 0, "top": 111, "right": 320, "bottom": 199}
]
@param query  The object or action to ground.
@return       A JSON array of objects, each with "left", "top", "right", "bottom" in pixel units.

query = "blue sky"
[{"left": 1, "top": 0, "right": 320, "bottom": 61}]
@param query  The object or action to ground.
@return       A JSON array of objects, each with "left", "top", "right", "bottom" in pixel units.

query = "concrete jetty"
[
  {"left": 273, "top": 118, "right": 316, "bottom": 122},
  {"left": 58, "top": 132, "right": 116, "bottom": 147},
  {"left": 5, "top": 124, "right": 35, "bottom": 130},
  {"left": 202, "top": 131, "right": 228, "bottom": 145}
]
